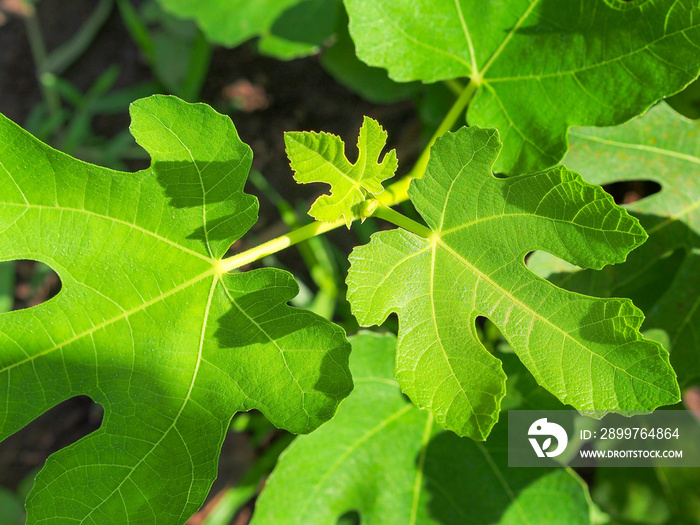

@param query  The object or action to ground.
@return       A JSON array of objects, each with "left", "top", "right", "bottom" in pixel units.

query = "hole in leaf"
[
  {"left": 0, "top": 396, "right": 102, "bottom": 491},
  {"left": 475, "top": 316, "right": 507, "bottom": 353},
  {"left": 337, "top": 510, "right": 361, "bottom": 525},
  {"left": 0, "top": 260, "right": 61, "bottom": 313},
  {"left": 192, "top": 430, "right": 256, "bottom": 520},
  {"left": 602, "top": 180, "right": 661, "bottom": 205},
  {"left": 527, "top": 247, "right": 688, "bottom": 315}
]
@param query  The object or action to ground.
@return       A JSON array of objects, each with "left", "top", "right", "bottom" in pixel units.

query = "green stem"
[
  {"left": 219, "top": 80, "right": 479, "bottom": 272},
  {"left": 444, "top": 78, "right": 464, "bottom": 96},
  {"left": 220, "top": 219, "right": 344, "bottom": 272},
  {"left": 24, "top": 13, "right": 61, "bottom": 118},
  {"left": 372, "top": 205, "right": 432, "bottom": 238},
  {"left": 376, "top": 79, "right": 479, "bottom": 207},
  {"left": 406, "top": 79, "right": 479, "bottom": 180}
]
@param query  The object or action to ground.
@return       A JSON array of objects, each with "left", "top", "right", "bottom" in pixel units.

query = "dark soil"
[{"left": 0, "top": 0, "right": 420, "bottom": 518}]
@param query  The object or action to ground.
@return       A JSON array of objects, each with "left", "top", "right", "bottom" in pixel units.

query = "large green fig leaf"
[
  {"left": 347, "top": 126, "right": 679, "bottom": 440},
  {"left": 252, "top": 332, "right": 594, "bottom": 525},
  {"left": 343, "top": 0, "right": 700, "bottom": 174},
  {"left": 0, "top": 95, "right": 352, "bottom": 524},
  {"left": 157, "top": 0, "right": 338, "bottom": 59},
  {"left": 285, "top": 116, "right": 398, "bottom": 226},
  {"left": 531, "top": 103, "right": 700, "bottom": 386}
]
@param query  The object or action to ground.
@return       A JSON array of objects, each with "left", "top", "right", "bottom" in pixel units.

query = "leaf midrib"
[
  {"left": 568, "top": 130, "right": 700, "bottom": 167},
  {"left": 427, "top": 243, "right": 483, "bottom": 435},
  {"left": 478, "top": 0, "right": 541, "bottom": 79},
  {"left": 370, "top": 1, "right": 472, "bottom": 73},
  {"left": 0, "top": 268, "right": 216, "bottom": 375},
  {"left": 435, "top": 237, "right": 678, "bottom": 401},
  {"left": 78, "top": 275, "right": 219, "bottom": 524},
  {"left": 1, "top": 201, "right": 213, "bottom": 263},
  {"left": 452, "top": 0, "right": 477, "bottom": 74},
  {"left": 439, "top": 209, "right": 637, "bottom": 239},
  {"left": 483, "top": 21, "right": 700, "bottom": 83}
]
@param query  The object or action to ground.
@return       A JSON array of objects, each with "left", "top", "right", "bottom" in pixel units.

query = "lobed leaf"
[
  {"left": 285, "top": 116, "right": 398, "bottom": 226},
  {"left": 532, "top": 103, "right": 700, "bottom": 386},
  {"left": 252, "top": 332, "right": 594, "bottom": 525},
  {"left": 347, "top": 126, "right": 679, "bottom": 440},
  {"left": 0, "top": 95, "right": 352, "bottom": 524},
  {"left": 343, "top": 0, "right": 700, "bottom": 174}
]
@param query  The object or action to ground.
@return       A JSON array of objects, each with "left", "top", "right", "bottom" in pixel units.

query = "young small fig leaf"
[
  {"left": 252, "top": 332, "right": 594, "bottom": 525},
  {"left": 347, "top": 126, "right": 680, "bottom": 440},
  {"left": 0, "top": 95, "right": 352, "bottom": 524},
  {"left": 343, "top": 0, "right": 700, "bottom": 174},
  {"left": 532, "top": 103, "right": 700, "bottom": 387},
  {"left": 285, "top": 116, "right": 398, "bottom": 227}
]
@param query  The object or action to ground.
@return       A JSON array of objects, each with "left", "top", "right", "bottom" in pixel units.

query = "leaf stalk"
[
  {"left": 24, "top": 13, "right": 61, "bottom": 118},
  {"left": 371, "top": 204, "right": 432, "bottom": 238},
  {"left": 220, "top": 218, "right": 344, "bottom": 272},
  {"left": 220, "top": 80, "right": 478, "bottom": 271}
]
